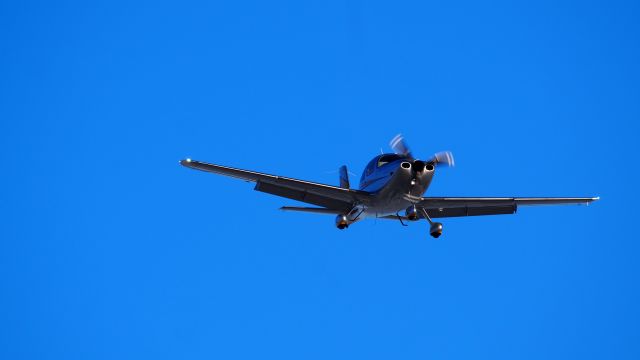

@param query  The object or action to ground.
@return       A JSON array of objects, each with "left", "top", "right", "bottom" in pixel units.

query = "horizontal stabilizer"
[{"left": 280, "top": 206, "right": 342, "bottom": 215}]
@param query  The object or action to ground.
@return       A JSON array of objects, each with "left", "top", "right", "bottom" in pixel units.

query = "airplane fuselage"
[{"left": 346, "top": 154, "right": 435, "bottom": 222}]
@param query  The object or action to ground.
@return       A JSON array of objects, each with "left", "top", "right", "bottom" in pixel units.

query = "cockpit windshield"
[
  {"left": 360, "top": 154, "right": 407, "bottom": 187},
  {"left": 377, "top": 154, "right": 403, "bottom": 167}
]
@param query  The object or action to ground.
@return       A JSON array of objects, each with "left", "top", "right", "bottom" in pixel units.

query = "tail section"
[{"left": 339, "top": 165, "right": 350, "bottom": 189}]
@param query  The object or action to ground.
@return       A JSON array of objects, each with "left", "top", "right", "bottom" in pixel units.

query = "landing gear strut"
[{"left": 420, "top": 208, "right": 443, "bottom": 238}]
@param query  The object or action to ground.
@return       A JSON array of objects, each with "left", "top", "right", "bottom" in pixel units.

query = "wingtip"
[{"left": 583, "top": 196, "right": 600, "bottom": 206}]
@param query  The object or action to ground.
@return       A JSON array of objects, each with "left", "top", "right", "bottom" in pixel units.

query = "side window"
[
  {"left": 360, "top": 157, "right": 382, "bottom": 186},
  {"left": 365, "top": 161, "right": 375, "bottom": 176}
]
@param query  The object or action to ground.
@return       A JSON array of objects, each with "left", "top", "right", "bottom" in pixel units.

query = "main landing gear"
[
  {"left": 335, "top": 214, "right": 349, "bottom": 229},
  {"left": 420, "top": 207, "right": 443, "bottom": 238},
  {"left": 404, "top": 205, "right": 443, "bottom": 238},
  {"left": 335, "top": 205, "right": 365, "bottom": 230}
]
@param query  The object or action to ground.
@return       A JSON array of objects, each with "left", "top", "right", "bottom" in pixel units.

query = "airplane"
[{"left": 180, "top": 135, "right": 598, "bottom": 238}]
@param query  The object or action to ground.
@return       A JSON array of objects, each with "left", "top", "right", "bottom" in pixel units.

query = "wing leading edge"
[{"left": 180, "top": 159, "right": 371, "bottom": 211}]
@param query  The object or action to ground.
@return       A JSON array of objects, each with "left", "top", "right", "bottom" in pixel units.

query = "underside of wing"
[
  {"left": 180, "top": 159, "right": 371, "bottom": 212},
  {"left": 412, "top": 197, "right": 599, "bottom": 219}
]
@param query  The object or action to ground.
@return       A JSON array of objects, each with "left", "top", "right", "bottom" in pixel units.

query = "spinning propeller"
[{"left": 390, "top": 134, "right": 455, "bottom": 167}]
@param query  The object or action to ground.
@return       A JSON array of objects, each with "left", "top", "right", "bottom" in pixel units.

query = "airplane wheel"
[
  {"left": 335, "top": 215, "right": 349, "bottom": 230},
  {"left": 430, "top": 222, "right": 443, "bottom": 238}
]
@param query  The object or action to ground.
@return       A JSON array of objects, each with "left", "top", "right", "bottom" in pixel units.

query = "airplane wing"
[
  {"left": 180, "top": 159, "right": 371, "bottom": 211},
  {"left": 408, "top": 197, "right": 599, "bottom": 219}
]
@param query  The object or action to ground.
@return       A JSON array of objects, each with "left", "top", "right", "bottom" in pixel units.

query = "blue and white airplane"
[{"left": 181, "top": 135, "right": 598, "bottom": 238}]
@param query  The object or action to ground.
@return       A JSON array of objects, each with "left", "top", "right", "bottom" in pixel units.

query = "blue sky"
[{"left": 1, "top": 0, "right": 639, "bottom": 359}]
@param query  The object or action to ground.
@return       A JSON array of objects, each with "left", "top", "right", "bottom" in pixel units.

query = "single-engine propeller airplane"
[{"left": 181, "top": 135, "right": 598, "bottom": 238}]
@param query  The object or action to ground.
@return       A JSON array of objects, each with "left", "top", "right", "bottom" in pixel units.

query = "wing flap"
[
  {"left": 411, "top": 197, "right": 598, "bottom": 219},
  {"left": 380, "top": 204, "right": 516, "bottom": 221},
  {"left": 255, "top": 180, "right": 353, "bottom": 210},
  {"left": 423, "top": 204, "right": 516, "bottom": 218}
]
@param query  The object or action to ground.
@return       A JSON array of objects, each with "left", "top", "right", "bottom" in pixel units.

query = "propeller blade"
[
  {"left": 430, "top": 151, "right": 455, "bottom": 167},
  {"left": 390, "top": 134, "right": 413, "bottom": 157}
]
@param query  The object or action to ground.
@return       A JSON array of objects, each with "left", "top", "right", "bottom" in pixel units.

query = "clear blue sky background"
[{"left": 1, "top": 0, "right": 639, "bottom": 359}]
